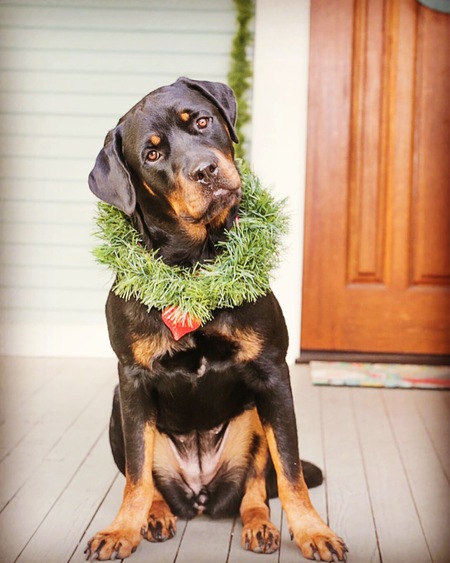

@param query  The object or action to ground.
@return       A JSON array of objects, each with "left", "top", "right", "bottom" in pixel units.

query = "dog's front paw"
[
  {"left": 242, "top": 521, "right": 280, "bottom": 554},
  {"left": 85, "top": 527, "right": 142, "bottom": 561},
  {"left": 143, "top": 501, "right": 177, "bottom": 542},
  {"left": 293, "top": 523, "right": 348, "bottom": 562}
]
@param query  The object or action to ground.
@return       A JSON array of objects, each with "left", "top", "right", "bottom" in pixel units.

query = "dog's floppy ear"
[
  {"left": 176, "top": 77, "right": 239, "bottom": 144},
  {"left": 88, "top": 125, "right": 136, "bottom": 215}
]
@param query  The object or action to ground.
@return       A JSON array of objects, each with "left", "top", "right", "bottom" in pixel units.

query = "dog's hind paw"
[
  {"left": 143, "top": 500, "right": 177, "bottom": 542},
  {"left": 242, "top": 521, "right": 280, "bottom": 554}
]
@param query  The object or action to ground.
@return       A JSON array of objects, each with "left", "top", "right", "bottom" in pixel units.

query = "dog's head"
[{"left": 89, "top": 78, "right": 242, "bottom": 230}]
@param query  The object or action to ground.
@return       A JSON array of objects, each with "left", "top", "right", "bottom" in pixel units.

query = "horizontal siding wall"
[{"left": 0, "top": 0, "right": 236, "bottom": 356}]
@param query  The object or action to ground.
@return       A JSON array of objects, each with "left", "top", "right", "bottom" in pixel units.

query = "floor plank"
[
  {"left": 413, "top": 390, "right": 450, "bottom": 482},
  {"left": 15, "top": 426, "right": 118, "bottom": 563},
  {"left": 321, "top": 386, "right": 380, "bottom": 562},
  {"left": 0, "top": 358, "right": 62, "bottom": 458},
  {"left": 382, "top": 389, "right": 450, "bottom": 563},
  {"left": 0, "top": 357, "right": 56, "bottom": 425},
  {"left": 352, "top": 388, "right": 432, "bottom": 563},
  {"left": 0, "top": 359, "right": 116, "bottom": 509},
  {"left": 0, "top": 385, "right": 115, "bottom": 561},
  {"left": 175, "top": 516, "right": 234, "bottom": 563}
]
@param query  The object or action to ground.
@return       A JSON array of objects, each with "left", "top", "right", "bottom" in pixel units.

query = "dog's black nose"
[{"left": 192, "top": 160, "right": 218, "bottom": 185}]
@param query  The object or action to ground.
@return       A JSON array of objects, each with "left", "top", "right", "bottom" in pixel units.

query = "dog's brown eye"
[
  {"left": 196, "top": 117, "right": 210, "bottom": 130},
  {"left": 147, "top": 150, "right": 160, "bottom": 162}
]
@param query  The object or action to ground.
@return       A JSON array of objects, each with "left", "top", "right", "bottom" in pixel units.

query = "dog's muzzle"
[{"left": 191, "top": 158, "right": 220, "bottom": 188}]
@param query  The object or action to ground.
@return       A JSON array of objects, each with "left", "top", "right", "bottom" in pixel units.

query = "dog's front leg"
[
  {"left": 256, "top": 362, "right": 348, "bottom": 562},
  {"left": 86, "top": 364, "right": 155, "bottom": 561}
]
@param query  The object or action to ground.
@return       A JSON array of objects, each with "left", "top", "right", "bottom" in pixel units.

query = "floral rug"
[{"left": 310, "top": 361, "right": 450, "bottom": 389}]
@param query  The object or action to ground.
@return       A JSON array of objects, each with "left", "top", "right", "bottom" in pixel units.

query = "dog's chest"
[
  {"left": 131, "top": 321, "right": 263, "bottom": 376},
  {"left": 157, "top": 330, "right": 239, "bottom": 377}
]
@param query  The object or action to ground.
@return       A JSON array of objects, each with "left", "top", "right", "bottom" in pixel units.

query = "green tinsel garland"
[
  {"left": 93, "top": 167, "right": 288, "bottom": 325},
  {"left": 227, "top": 0, "right": 255, "bottom": 160}
]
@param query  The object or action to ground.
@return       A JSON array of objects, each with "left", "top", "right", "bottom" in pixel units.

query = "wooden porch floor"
[{"left": 0, "top": 357, "right": 449, "bottom": 562}]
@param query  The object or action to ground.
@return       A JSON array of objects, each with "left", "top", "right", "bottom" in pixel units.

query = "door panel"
[
  {"left": 301, "top": 0, "right": 450, "bottom": 356},
  {"left": 411, "top": 8, "right": 450, "bottom": 284}
]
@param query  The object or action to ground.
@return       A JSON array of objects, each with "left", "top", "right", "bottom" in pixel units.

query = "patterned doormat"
[{"left": 310, "top": 361, "right": 450, "bottom": 389}]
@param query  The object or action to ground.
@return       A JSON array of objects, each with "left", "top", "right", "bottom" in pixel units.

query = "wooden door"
[{"left": 301, "top": 0, "right": 450, "bottom": 359}]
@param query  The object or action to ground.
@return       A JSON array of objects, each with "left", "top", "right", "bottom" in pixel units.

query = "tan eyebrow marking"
[
  {"left": 180, "top": 112, "right": 190, "bottom": 122},
  {"left": 150, "top": 135, "right": 161, "bottom": 146}
]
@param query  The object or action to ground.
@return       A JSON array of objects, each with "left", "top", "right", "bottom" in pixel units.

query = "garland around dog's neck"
[{"left": 93, "top": 166, "right": 288, "bottom": 340}]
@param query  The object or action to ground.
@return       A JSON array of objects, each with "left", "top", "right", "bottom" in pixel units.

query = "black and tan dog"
[{"left": 85, "top": 77, "right": 348, "bottom": 562}]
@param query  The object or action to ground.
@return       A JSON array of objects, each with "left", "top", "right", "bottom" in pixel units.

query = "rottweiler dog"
[{"left": 85, "top": 77, "right": 348, "bottom": 562}]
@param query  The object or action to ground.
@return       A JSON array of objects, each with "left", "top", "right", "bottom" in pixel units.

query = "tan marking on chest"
[
  {"left": 207, "top": 323, "right": 263, "bottom": 362},
  {"left": 235, "top": 328, "right": 263, "bottom": 362},
  {"left": 132, "top": 332, "right": 194, "bottom": 368}
]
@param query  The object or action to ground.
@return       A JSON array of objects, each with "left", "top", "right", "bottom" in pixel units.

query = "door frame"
[{"left": 251, "top": 0, "right": 311, "bottom": 364}]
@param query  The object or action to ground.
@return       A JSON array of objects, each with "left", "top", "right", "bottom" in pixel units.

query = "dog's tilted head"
[{"left": 89, "top": 77, "right": 242, "bottom": 266}]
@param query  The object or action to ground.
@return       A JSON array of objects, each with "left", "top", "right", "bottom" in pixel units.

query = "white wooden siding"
[{"left": 0, "top": 0, "right": 236, "bottom": 355}]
